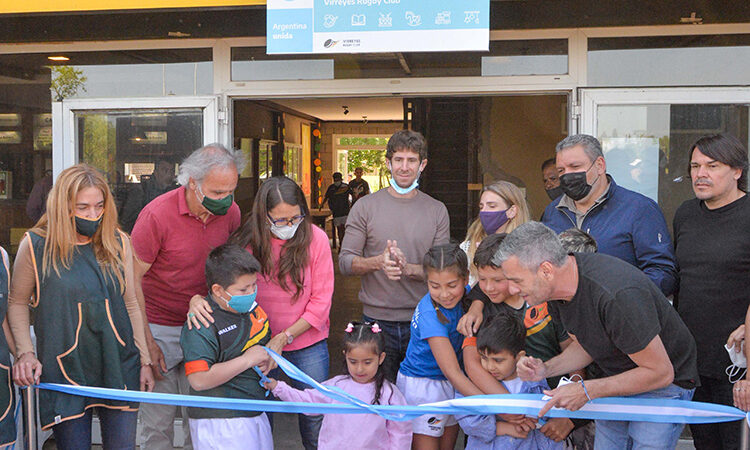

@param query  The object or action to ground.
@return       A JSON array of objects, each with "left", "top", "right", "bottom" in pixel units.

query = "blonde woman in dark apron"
[{"left": 8, "top": 164, "right": 154, "bottom": 449}]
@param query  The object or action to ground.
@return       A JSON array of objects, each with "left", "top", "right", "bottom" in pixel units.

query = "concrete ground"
[{"left": 46, "top": 250, "right": 698, "bottom": 449}]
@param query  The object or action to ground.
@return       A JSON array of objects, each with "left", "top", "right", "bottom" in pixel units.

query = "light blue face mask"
[
  {"left": 389, "top": 172, "right": 420, "bottom": 195},
  {"left": 222, "top": 288, "right": 258, "bottom": 314}
]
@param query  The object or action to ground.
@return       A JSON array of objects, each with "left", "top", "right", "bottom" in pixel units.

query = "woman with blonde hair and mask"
[
  {"left": 460, "top": 180, "right": 531, "bottom": 285},
  {"left": 9, "top": 164, "right": 153, "bottom": 449},
  {"left": 187, "top": 176, "right": 334, "bottom": 450}
]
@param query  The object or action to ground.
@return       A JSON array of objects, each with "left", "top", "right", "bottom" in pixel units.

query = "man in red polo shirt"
[{"left": 131, "top": 143, "right": 243, "bottom": 450}]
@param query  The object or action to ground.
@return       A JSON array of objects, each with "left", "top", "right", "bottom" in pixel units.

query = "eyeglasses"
[{"left": 267, "top": 213, "right": 306, "bottom": 227}]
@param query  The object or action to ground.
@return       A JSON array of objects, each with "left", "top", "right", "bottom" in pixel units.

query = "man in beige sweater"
[{"left": 339, "top": 129, "right": 450, "bottom": 381}]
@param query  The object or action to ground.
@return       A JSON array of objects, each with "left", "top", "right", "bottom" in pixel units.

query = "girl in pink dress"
[{"left": 265, "top": 321, "right": 412, "bottom": 450}]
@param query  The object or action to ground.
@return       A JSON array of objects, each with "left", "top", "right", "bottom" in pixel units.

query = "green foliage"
[
  {"left": 345, "top": 149, "right": 385, "bottom": 174},
  {"left": 50, "top": 66, "right": 87, "bottom": 101},
  {"left": 337, "top": 137, "right": 389, "bottom": 146},
  {"left": 81, "top": 115, "right": 115, "bottom": 176}
]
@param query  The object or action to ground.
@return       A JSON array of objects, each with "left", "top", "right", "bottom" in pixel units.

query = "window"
[
  {"left": 284, "top": 142, "right": 302, "bottom": 184},
  {"left": 333, "top": 135, "right": 390, "bottom": 192},
  {"left": 75, "top": 108, "right": 203, "bottom": 232},
  {"left": 594, "top": 102, "right": 749, "bottom": 226},
  {"left": 588, "top": 34, "right": 750, "bottom": 87},
  {"left": 258, "top": 139, "right": 276, "bottom": 180}
]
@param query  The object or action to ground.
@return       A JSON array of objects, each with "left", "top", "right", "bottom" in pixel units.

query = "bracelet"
[{"left": 580, "top": 380, "right": 592, "bottom": 401}]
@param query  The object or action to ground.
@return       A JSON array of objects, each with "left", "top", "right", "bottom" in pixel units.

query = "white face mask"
[
  {"left": 269, "top": 221, "right": 301, "bottom": 240},
  {"left": 725, "top": 342, "right": 747, "bottom": 383}
]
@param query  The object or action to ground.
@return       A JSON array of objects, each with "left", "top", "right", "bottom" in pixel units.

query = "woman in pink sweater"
[
  {"left": 188, "top": 176, "right": 333, "bottom": 449},
  {"left": 265, "top": 321, "right": 412, "bottom": 449}
]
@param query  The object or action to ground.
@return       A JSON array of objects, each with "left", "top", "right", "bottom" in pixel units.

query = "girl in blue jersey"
[{"left": 397, "top": 243, "right": 482, "bottom": 450}]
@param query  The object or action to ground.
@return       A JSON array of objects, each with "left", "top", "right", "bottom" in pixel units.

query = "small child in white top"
[{"left": 264, "top": 321, "right": 412, "bottom": 450}]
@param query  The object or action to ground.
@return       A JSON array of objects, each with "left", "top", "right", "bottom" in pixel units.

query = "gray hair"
[
  {"left": 558, "top": 228, "right": 598, "bottom": 253},
  {"left": 555, "top": 134, "right": 603, "bottom": 163},
  {"left": 493, "top": 222, "right": 568, "bottom": 270},
  {"left": 176, "top": 143, "right": 246, "bottom": 186}
]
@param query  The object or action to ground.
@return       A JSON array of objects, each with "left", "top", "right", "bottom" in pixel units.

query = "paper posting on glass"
[{"left": 601, "top": 136, "right": 660, "bottom": 202}]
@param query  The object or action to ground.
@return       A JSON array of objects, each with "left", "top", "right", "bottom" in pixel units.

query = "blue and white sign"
[{"left": 267, "top": 0, "right": 489, "bottom": 54}]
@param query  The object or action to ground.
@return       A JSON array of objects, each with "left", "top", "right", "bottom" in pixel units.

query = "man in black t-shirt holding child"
[{"left": 495, "top": 221, "right": 699, "bottom": 450}]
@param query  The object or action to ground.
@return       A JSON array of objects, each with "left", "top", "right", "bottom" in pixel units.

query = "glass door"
[
  {"left": 579, "top": 87, "right": 750, "bottom": 227},
  {"left": 53, "top": 96, "right": 218, "bottom": 230}
]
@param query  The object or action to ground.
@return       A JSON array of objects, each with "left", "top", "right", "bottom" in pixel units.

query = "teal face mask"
[
  {"left": 198, "top": 185, "right": 233, "bottom": 216},
  {"left": 223, "top": 288, "right": 258, "bottom": 314},
  {"left": 389, "top": 174, "right": 420, "bottom": 195},
  {"left": 75, "top": 213, "right": 103, "bottom": 237}
]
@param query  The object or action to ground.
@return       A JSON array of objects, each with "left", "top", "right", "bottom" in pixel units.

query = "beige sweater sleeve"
[
  {"left": 7, "top": 234, "right": 151, "bottom": 365},
  {"left": 120, "top": 233, "right": 151, "bottom": 365},
  {"left": 7, "top": 235, "right": 37, "bottom": 357}
]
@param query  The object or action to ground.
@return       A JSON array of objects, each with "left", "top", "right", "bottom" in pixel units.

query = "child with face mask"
[
  {"left": 180, "top": 243, "right": 275, "bottom": 448},
  {"left": 187, "top": 176, "right": 334, "bottom": 449}
]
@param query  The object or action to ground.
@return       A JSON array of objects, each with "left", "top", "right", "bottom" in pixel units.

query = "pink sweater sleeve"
[
  {"left": 300, "top": 226, "right": 334, "bottom": 331},
  {"left": 385, "top": 382, "right": 413, "bottom": 449},
  {"left": 271, "top": 380, "right": 332, "bottom": 416}
]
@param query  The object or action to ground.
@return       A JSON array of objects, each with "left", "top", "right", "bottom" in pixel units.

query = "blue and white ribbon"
[{"left": 34, "top": 347, "right": 749, "bottom": 425}]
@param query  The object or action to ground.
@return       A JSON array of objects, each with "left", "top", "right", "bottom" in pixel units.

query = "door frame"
[{"left": 53, "top": 96, "right": 219, "bottom": 179}]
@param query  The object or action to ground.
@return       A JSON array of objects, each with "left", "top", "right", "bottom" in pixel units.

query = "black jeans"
[
  {"left": 363, "top": 314, "right": 411, "bottom": 383},
  {"left": 691, "top": 376, "right": 741, "bottom": 450}
]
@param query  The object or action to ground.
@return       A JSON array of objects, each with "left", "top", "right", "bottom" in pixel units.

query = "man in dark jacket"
[{"left": 541, "top": 134, "right": 677, "bottom": 296}]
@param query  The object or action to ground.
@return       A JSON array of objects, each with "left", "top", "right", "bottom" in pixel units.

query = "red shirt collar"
[{"left": 177, "top": 186, "right": 192, "bottom": 216}]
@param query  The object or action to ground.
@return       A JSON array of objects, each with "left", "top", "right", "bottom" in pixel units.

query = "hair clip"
[
  {"left": 345, "top": 323, "right": 354, "bottom": 333},
  {"left": 371, "top": 323, "right": 382, "bottom": 333}
]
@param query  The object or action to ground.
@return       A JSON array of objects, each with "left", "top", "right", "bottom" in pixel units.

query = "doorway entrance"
[{"left": 231, "top": 93, "right": 569, "bottom": 241}]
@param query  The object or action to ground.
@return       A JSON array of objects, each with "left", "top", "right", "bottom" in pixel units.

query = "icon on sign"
[
  {"left": 323, "top": 14, "right": 338, "bottom": 28},
  {"left": 351, "top": 14, "right": 366, "bottom": 26},
  {"left": 405, "top": 11, "right": 422, "bottom": 27},
  {"left": 378, "top": 13, "right": 392, "bottom": 27},
  {"left": 324, "top": 39, "right": 339, "bottom": 48},
  {"left": 464, "top": 11, "right": 480, "bottom": 24},
  {"left": 435, "top": 11, "right": 451, "bottom": 25}
]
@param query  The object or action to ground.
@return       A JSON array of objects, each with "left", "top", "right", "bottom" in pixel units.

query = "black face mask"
[
  {"left": 559, "top": 161, "right": 599, "bottom": 201},
  {"left": 545, "top": 186, "right": 564, "bottom": 200},
  {"left": 75, "top": 214, "right": 103, "bottom": 237}
]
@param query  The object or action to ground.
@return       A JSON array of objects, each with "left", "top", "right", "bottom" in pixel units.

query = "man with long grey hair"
[
  {"left": 495, "top": 222, "right": 698, "bottom": 449},
  {"left": 131, "top": 143, "right": 245, "bottom": 450},
  {"left": 541, "top": 134, "right": 677, "bottom": 296}
]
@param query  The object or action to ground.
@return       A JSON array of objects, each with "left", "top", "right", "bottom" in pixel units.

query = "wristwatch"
[{"left": 283, "top": 330, "right": 294, "bottom": 345}]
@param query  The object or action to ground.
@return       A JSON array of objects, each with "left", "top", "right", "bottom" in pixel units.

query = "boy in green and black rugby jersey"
[{"left": 180, "top": 244, "right": 273, "bottom": 448}]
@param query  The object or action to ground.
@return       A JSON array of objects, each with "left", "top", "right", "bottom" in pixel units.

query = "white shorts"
[
  {"left": 396, "top": 371, "right": 457, "bottom": 437},
  {"left": 189, "top": 413, "right": 273, "bottom": 449}
]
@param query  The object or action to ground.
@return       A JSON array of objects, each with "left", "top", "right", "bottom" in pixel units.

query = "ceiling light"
[
  {"left": 47, "top": 56, "right": 70, "bottom": 61},
  {"left": 342, "top": 105, "right": 349, "bottom": 115}
]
